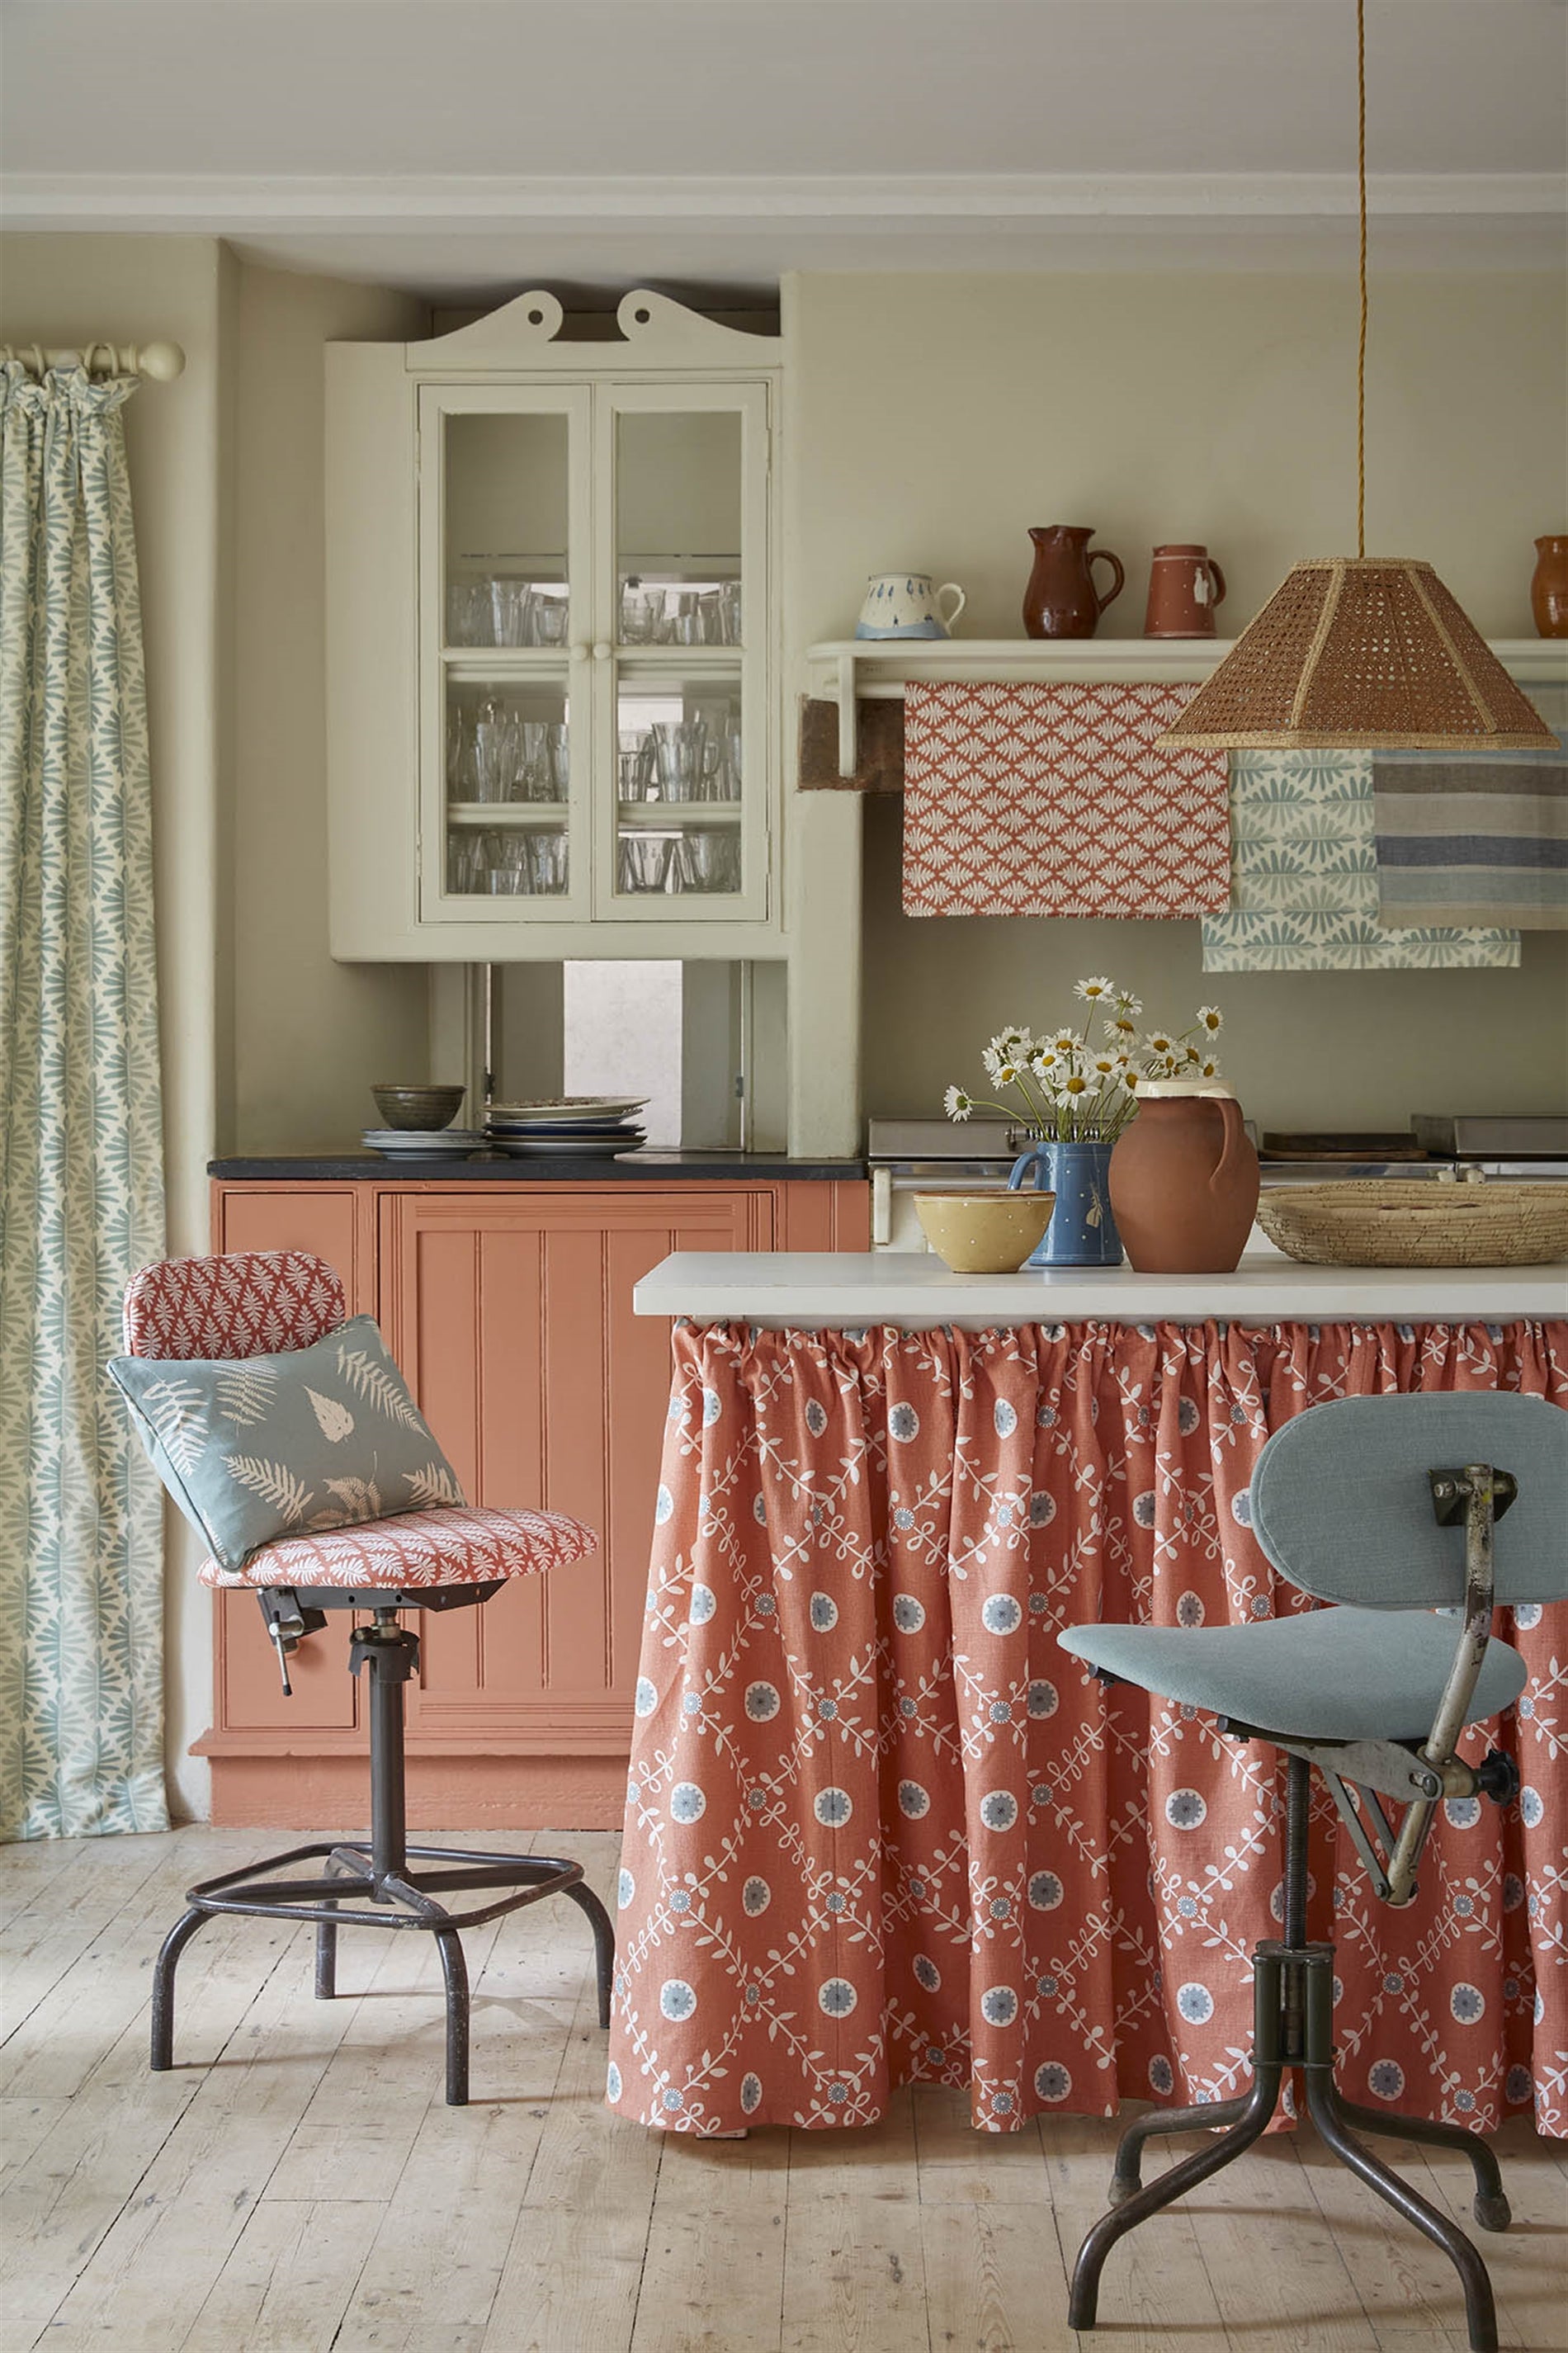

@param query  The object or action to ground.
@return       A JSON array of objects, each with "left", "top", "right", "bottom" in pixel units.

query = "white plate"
[
  {"left": 362, "top": 1129, "right": 486, "bottom": 1156},
  {"left": 486, "top": 1097, "right": 649, "bottom": 1126},
  {"left": 491, "top": 1134, "right": 645, "bottom": 1157}
]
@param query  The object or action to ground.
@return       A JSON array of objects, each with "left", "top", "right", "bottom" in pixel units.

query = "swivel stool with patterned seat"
[
  {"left": 120, "top": 1249, "right": 615, "bottom": 2107},
  {"left": 1058, "top": 1391, "right": 1567, "bottom": 2353}
]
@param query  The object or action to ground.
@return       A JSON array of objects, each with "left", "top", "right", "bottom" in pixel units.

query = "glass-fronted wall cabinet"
[{"left": 327, "top": 291, "right": 780, "bottom": 959}]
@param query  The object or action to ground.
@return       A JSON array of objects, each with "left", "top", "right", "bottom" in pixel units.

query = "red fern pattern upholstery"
[
  {"left": 123, "top": 1251, "right": 346, "bottom": 1361},
  {"left": 197, "top": 1503, "right": 597, "bottom": 1589}
]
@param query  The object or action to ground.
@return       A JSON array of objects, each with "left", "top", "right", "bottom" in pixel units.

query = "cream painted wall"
[
  {"left": 783, "top": 271, "right": 1568, "bottom": 1142},
  {"left": 230, "top": 262, "right": 428, "bottom": 1151}
]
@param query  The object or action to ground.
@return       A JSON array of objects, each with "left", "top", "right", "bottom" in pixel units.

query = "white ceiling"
[{"left": 2, "top": 0, "right": 1563, "bottom": 295}]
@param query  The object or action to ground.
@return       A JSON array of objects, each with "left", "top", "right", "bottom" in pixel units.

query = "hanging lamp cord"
[{"left": 1356, "top": 0, "right": 1368, "bottom": 559}]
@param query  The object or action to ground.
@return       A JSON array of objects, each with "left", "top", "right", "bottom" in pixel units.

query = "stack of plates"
[
  {"left": 362, "top": 1127, "right": 488, "bottom": 1161},
  {"left": 486, "top": 1097, "right": 649, "bottom": 1158}
]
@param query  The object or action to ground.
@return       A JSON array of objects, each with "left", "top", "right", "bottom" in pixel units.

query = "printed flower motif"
[
  {"left": 740, "top": 2073, "right": 763, "bottom": 2114},
  {"left": 1520, "top": 1786, "right": 1544, "bottom": 1827},
  {"left": 810, "top": 1592, "right": 838, "bottom": 1632},
  {"left": 898, "top": 1780, "right": 931, "bottom": 1819},
  {"left": 1148, "top": 2056, "right": 1174, "bottom": 2095},
  {"left": 659, "top": 1979, "right": 697, "bottom": 2020},
  {"left": 744, "top": 1681, "right": 780, "bottom": 1720},
  {"left": 654, "top": 1485, "right": 674, "bottom": 1525},
  {"left": 1176, "top": 1982, "right": 1214, "bottom": 2024},
  {"left": 893, "top": 1594, "right": 925, "bottom": 1632},
  {"left": 993, "top": 1397, "right": 1018, "bottom": 1439},
  {"left": 689, "top": 1583, "right": 716, "bottom": 1623},
  {"left": 702, "top": 1387, "right": 722, "bottom": 1426},
  {"left": 1132, "top": 1489, "right": 1158, "bottom": 1529},
  {"left": 1165, "top": 1789, "right": 1207, "bottom": 1830},
  {"left": 980, "top": 1790, "right": 1019, "bottom": 1831},
  {"left": 1026, "top": 1680, "right": 1058, "bottom": 1719},
  {"left": 1368, "top": 2059, "right": 1405, "bottom": 2101},
  {"left": 617, "top": 1868, "right": 635, "bottom": 1910},
  {"left": 981, "top": 1986, "right": 1019, "bottom": 2026},
  {"left": 607, "top": 2061, "right": 622, "bottom": 2101},
  {"left": 742, "top": 1876, "right": 772, "bottom": 1916},
  {"left": 819, "top": 1977, "right": 857, "bottom": 2017},
  {"left": 1505, "top": 2066, "right": 1534, "bottom": 2105},
  {"left": 1027, "top": 1870, "right": 1064, "bottom": 1911},
  {"left": 815, "top": 1786, "right": 852, "bottom": 1827},
  {"left": 805, "top": 1398, "right": 828, "bottom": 1436},
  {"left": 1451, "top": 1983, "right": 1485, "bottom": 2025},
  {"left": 1028, "top": 1490, "right": 1056, "bottom": 1526},
  {"left": 1034, "top": 2062, "right": 1072, "bottom": 2103},
  {"left": 981, "top": 1594, "right": 1023, "bottom": 1635},
  {"left": 1444, "top": 1795, "right": 1481, "bottom": 1830},
  {"left": 669, "top": 1783, "right": 706, "bottom": 1823},
  {"left": 1176, "top": 1590, "right": 1205, "bottom": 1627},
  {"left": 634, "top": 1676, "right": 658, "bottom": 1716}
]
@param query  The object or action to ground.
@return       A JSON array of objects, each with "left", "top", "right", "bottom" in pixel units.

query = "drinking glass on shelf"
[
  {"left": 473, "top": 701, "right": 518, "bottom": 803},
  {"left": 529, "top": 831, "right": 569, "bottom": 894},
  {"left": 446, "top": 581, "right": 489, "bottom": 647},
  {"left": 528, "top": 594, "right": 569, "bottom": 648},
  {"left": 651, "top": 719, "right": 706, "bottom": 801},
  {"left": 718, "top": 580, "right": 742, "bottom": 645},
  {"left": 488, "top": 837, "right": 528, "bottom": 894},
  {"left": 673, "top": 829, "right": 741, "bottom": 894},
  {"left": 618, "top": 834, "right": 671, "bottom": 894},
  {"left": 619, "top": 585, "right": 657, "bottom": 645},
  {"left": 448, "top": 832, "right": 483, "bottom": 892},
  {"left": 618, "top": 730, "right": 653, "bottom": 800},
  {"left": 447, "top": 704, "right": 478, "bottom": 799},
  {"left": 666, "top": 593, "right": 702, "bottom": 647},
  {"left": 543, "top": 724, "right": 570, "bottom": 798}
]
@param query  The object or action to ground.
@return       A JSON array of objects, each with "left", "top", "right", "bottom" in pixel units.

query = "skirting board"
[{"left": 207, "top": 1753, "right": 629, "bottom": 1831}]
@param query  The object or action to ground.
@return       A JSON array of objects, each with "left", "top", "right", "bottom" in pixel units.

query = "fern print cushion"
[{"left": 108, "top": 1316, "right": 465, "bottom": 1572}]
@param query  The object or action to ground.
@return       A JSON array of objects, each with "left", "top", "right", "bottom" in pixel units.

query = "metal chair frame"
[
  {"left": 152, "top": 1582, "right": 614, "bottom": 2107},
  {"left": 1070, "top": 1457, "right": 1528, "bottom": 2353}
]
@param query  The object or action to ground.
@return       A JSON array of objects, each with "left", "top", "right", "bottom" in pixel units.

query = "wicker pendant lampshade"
[
  {"left": 1159, "top": 3, "right": 1555, "bottom": 757},
  {"left": 1160, "top": 555, "right": 1556, "bottom": 751}
]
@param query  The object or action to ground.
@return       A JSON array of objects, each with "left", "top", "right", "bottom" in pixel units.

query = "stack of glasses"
[
  {"left": 619, "top": 716, "right": 741, "bottom": 805},
  {"left": 450, "top": 702, "right": 570, "bottom": 805},
  {"left": 619, "top": 580, "right": 741, "bottom": 645},
  {"left": 448, "top": 833, "right": 569, "bottom": 896},
  {"left": 446, "top": 580, "right": 569, "bottom": 648}
]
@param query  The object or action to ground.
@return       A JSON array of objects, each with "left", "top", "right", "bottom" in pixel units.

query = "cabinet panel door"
[{"left": 379, "top": 1186, "right": 774, "bottom": 1751}]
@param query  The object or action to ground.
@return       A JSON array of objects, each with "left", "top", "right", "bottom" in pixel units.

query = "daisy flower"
[
  {"left": 1196, "top": 1005, "right": 1224, "bottom": 1035},
  {"left": 1104, "top": 1013, "right": 1139, "bottom": 1041},
  {"left": 1074, "top": 976, "right": 1117, "bottom": 1004},
  {"left": 1048, "top": 1028, "right": 1083, "bottom": 1054},
  {"left": 944, "top": 1085, "right": 974, "bottom": 1121},
  {"left": 1143, "top": 1029, "right": 1177, "bottom": 1058}
]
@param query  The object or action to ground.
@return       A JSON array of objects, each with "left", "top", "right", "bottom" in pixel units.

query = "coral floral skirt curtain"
[
  {"left": 607, "top": 1318, "right": 1567, "bottom": 2138},
  {"left": 0, "top": 363, "right": 167, "bottom": 1837}
]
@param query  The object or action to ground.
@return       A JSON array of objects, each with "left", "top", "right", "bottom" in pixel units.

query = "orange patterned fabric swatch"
[
  {"left": 901, "top": 682, "right": 1230, "bottom": 917},
  {"left": 607, "top": 1316, "right": 1566, "bottom": 2138}
]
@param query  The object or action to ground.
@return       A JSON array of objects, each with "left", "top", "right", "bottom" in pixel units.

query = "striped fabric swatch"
[
  {"left": 1202, "top": 749, "right": 1520, "bottom": 971},
  {"left": 1373, "top": 685, "right": 1568, "bottom": 931}
]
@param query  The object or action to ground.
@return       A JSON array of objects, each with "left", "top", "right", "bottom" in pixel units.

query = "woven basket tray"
[{"left": 1256, "top": 1183, "right": 1568, "bottom": 1269}]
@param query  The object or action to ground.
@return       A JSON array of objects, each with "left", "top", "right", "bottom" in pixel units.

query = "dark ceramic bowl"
[{"left": 371, "top": 1083, "right": 466, "bottom": 1132}]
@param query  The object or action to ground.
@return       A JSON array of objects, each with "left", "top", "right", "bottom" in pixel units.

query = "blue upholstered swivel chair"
[{"left": 1058, "top": 1391, "right": 1566, "bottom": 2353}]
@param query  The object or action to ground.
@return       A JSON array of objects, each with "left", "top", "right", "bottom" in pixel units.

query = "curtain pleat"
[{"left": 0, "top": 362, "right": 168, "bottom": 1838}]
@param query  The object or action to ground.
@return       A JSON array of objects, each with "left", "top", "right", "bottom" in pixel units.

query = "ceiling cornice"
[{"left": 3, "top": 170, "right": 1563, "bottom": 232}]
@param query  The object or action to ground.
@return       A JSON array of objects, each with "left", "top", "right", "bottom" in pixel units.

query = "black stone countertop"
[{"left": 209, "top": 1151, "right": 867, "bottom": 1183}]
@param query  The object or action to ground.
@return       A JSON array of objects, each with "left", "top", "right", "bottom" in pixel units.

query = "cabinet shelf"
[
  {"left": 617, "top": 800, "right": 742, "bottom": 826},
  {"left": 448, "top": 801, "right": 569, "bottom": 828}
]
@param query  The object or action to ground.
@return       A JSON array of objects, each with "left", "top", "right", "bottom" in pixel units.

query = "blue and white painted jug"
[
  {"left": 855, "top": 574, "right": 966, "bottom": 640},
  {"left": 1008, "top": 1139, "right": 1123, "bottom": 1269}
]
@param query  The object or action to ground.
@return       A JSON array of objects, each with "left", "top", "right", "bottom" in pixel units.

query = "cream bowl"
[{"left": 914, "top": 1189, "right": 1056, "bottom": 1274}]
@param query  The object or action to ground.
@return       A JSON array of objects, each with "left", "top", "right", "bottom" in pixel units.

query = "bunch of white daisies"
[{"left": 943, "top": 977, "right": 1226, "bottom": 1142}]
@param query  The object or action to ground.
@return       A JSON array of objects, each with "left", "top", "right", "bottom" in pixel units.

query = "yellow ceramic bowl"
[{"left": 914, "top": 1189, "right": 1056, "bottom": 1274}]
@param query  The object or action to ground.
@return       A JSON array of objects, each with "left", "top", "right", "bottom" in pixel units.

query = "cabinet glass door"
[
  {"left": 595, "top": 385, "right": 768, "bottom": 920},
  {"left": 419, "top": 384, "right": 592, "bottom": 922}
]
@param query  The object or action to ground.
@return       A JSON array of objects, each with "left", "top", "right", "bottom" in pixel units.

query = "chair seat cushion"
[
  {"left": 1058, "top": 1605, "right": 1528, "bottom": 1741},
  {"left": 198, "top": 1504, "right": 597, "bottom": 1590}
]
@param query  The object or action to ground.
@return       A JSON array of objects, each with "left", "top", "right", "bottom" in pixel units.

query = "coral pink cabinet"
[{"left": 201, "top": 1178, "right": 867, "bottom": 1826}]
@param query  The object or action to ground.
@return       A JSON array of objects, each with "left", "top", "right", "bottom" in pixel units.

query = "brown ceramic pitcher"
[
  {"left": 1108, "top": 1084, "right": 1259, "bottom": 1273},
  {"left": 1023, "top": 525, "right": 1125, "bottom": 639},
  {"left": 1533, "top": 536, "right": 1568, "bottom": 638},
  {"left": 1145, "top": 543, "right": 1227, "bottom": 638}
]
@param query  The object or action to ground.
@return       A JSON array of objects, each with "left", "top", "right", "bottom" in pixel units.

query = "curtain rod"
[{"left": 0, "top": 341, "right": 186, "bottom": 382}]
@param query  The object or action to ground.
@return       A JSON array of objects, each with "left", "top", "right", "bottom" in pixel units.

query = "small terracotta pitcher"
[
  {"left": 1145, "top": 543, "right": 1227, "bottom": 639},
  {"left": 1108, "top": 1082, "right": 1259, "bottom": 1273},
  {"left": 1023, "top": 525, "right": 1125, "bottom": 639},
  {"left": 1532, "top": 536, "right": 1568, "bottom": 638}
]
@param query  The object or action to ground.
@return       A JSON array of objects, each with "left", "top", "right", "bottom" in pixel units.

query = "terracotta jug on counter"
[
  {"left": 1145, "top": 543, "right": 1227, "bottom": 638},
  {"left": 1108, "top": 1082, "right": 1259, "bottom": 1273},
  {"left": 1023, "top": 525, "right": 1125, "bottom": 639}
]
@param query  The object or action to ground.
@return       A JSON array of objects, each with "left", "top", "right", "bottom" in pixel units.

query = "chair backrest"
[
  {"left": 122, "top": 1251, "right": 346, "bottom": 1362},
  {"left": 1250, "top": 1392, "right": 1568, "bottom": 1609}
]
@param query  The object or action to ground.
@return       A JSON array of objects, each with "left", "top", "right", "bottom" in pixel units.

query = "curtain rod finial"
[{"left": 138, "top": 342, "right": 185, "bottom": 383}]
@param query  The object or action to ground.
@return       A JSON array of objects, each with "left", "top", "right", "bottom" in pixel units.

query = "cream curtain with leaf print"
[{"left": 0, "top": 362, "right": 168, "bottom": 1837}]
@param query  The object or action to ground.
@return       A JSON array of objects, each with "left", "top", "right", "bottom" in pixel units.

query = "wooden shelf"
[
  {"left": 804, "top": 635, "right": 1568, "bottom": 777},
  {"left": 617, "top": 800, "right": 743, "bottom": 826},
  {"left": 447, "top": 801, "right": 569, "bottom": 827}
]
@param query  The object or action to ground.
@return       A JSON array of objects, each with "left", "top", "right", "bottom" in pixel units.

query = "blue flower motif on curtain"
[{"left": 0, "top": 361, "right": 168, "bottom": 1837}]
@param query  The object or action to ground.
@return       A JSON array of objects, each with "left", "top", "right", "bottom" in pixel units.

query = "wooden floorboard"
[{"left": 4, "top": 1828, "right": 1566, "bottom": 2353}]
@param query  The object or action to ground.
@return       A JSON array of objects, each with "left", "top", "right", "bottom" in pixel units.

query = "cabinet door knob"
[
  {"left": 570, "top": 642, "right": 589, "bottom": 664},
  {"left": 593, "top": 640, "right": 612, "bottom": 662}
]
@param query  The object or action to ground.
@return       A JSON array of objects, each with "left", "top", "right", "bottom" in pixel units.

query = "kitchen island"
[{"left": 606, "top": 1250, "right": 1566, "bottom": 2143}]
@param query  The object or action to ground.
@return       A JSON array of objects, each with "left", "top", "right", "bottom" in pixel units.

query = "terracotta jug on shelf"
[
  {"left": 1108, "top": 1082, "right": 1259, "bottom": 1273},
  {"left": 1532, "top": 536, "right": 1568, "bottom": 638},
  {"left": 1145, "top": 543, "right": 1227, "bottom": 639},
  {"left": 1023, "top": 525, "right": 1125, "bottom": 639}
]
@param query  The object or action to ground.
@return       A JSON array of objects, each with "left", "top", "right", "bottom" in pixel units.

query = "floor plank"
[{"left": 7, "top": 1829, "right": 1568, "bottom": 2353}]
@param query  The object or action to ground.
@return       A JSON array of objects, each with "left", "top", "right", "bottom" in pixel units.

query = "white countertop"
[{"left": 633, "top": 1250, "right": 1568, "bottom": 1328}]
